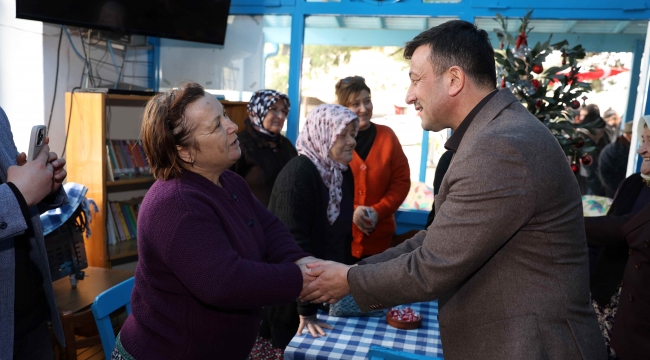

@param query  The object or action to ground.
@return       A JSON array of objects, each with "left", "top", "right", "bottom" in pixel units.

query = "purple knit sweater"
[{"left": 120, "top": 170, "right": 308, "bottom": 359}]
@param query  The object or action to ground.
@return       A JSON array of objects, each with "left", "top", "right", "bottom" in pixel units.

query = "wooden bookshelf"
[
  {"left": 65, "top": 91, "right": 248, "bottom": 267},
  {"left": 107, "top": 238, "right": 139, "bottom": 261},
  {"left": 106, "top": 94, "right": 153, "bottom": 101},
  {"left": 106, "top": 176, "right": 156, "bottom": 193}
]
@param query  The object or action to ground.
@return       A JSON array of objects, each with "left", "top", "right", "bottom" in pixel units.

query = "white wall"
[
  {"left": 1, "top": 0, "right": 149, "bottom": 157},
  {"left": 42, "top": 24, "right": 88, "bottom": 157},
  {"left": 0, "top": 0, "right": 46, "bottom": 154}
]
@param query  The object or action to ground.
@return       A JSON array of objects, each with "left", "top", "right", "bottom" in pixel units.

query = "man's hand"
[
  {"left": 300, "top": 262, "right": 353, "bottom": 304},
  {"left": 48, "top": 151, "right": 66, "bottom": 192},
  {"left": 15, "top": 152, "right": 27, "bottom": 166},
  {"left": 44, "top": 136, "right": 67, "bottom": 192},
  {"left": 353, "top": 206, "right": 375, "bottom": 235},
  {"left": 297, "top": 314, "right": 333, "bottom": 338},
  {"left": 7, "top": 144, "right": 54, "bottom": 206}
]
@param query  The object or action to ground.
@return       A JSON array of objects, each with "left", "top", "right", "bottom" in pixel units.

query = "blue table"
[{"left": 284, "top": 301, "right": 443, "bottom": 360}]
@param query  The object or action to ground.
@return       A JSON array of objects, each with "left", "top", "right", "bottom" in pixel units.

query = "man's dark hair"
[
  {"left": 584, "top": 104, "right": 601, "bottom": 117},
  {"left": 581, "top": 104, "right": 601, "bottom": 124},
  {"left": 404, "top": 20, "right": 496, "bottom": 90}
]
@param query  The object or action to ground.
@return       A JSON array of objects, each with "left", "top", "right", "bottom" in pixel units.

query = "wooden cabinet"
[{"left": 65, "top": 92, "right": 248, "bottom": 267}]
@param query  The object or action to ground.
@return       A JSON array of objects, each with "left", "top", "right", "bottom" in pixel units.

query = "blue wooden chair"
[
  {"left": 91, "top": 277, "right": 135, "bottom": 359},
  {"left": 367, "top": 346, "right": 443, "bottom": 360}
]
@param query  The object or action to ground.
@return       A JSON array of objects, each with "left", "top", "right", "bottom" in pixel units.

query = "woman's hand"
[
  {"left": 297, "top": 314, "right": 333, "bottom": 338},
  {"left": 353, "top": 206, "right": 376, "bottom": 235}
]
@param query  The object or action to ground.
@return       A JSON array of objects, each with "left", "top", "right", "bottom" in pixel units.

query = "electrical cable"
[
  {"left": 62, "top": 87, "right": 81, "bottom": 157},
  {"left": 89, "top": 42, "right": 111, "bottom": 87},
  {"left": 78, "top": 28, "right": 95, "bottom": 87},
  {"left": 107, "top": 39, "right": 123, "bottom": 89},
  {"left": 62, "top": 26, "right": 86, "bottom": 62},
  {"left": 46, "top": 26, "right": 63, "bottom": 135},
  {"left": 64, "top": 26, "right": 94, "bottom": 87}
]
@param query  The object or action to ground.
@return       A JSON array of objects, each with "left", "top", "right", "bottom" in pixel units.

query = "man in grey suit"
[
  {"left": 0, "top": 106, "right": 68, "bottom": 360},
  {"left": 301, "top": 21, "right": 607, "bottom": 359}
]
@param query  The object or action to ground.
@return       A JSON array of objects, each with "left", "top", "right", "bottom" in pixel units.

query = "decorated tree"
[{"left": 493, "top": 11, "right": 605, "bottom": 173}]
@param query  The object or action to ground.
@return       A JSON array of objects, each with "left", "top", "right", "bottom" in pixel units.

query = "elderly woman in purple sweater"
[{"left": 113, "top": 83, "right": 317, "bottom": 360}]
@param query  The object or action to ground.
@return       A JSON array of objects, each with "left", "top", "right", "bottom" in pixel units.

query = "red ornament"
[
  {"left": 532, "top": 64, "right": 543, "bottom": 74},
  {"left": 562, "top": 59, "right": 566, "bottom": 65},
  {"left": 515, "top": 31, "right": 528, "bottom": 50},
  {"left": 571, "top": 163, "right": 579, "bottom": 173},
  {"left": 571, "top": 100, "right": 581, "bottom": 109},
  {"left": 574, "top": 137, "right": 585, "bottom": 148},
  {"left": 531, "top": 79, "right": 540, "bottom": 90},
  {"left": 581, "top": 155, "right": 593, "bottom": 166},
  {"left": 501, "top": 77, "right": 506, "bottom": 89},
  {"left": 535, "top": 99, "right": 543, "bottom": 108}
]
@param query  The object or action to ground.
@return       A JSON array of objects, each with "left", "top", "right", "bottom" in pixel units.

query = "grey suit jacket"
[
  {"left": 348, "top": 90, "right": 606, "bottom": 360},
  {"left": 0, "top": 106, "right": 66, "bottom": 359}
]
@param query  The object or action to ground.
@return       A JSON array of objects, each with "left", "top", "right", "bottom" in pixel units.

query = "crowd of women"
[
  {"left": 110, "top": 77, "right": 411, "bottom": 360},
  {"left": 106, "top": 76, "right": 648, "bottom": 360}
]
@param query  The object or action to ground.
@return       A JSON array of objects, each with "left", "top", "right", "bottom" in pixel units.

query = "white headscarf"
[{"left": 296, "top": 104, "right": 359, "bottom": 224}]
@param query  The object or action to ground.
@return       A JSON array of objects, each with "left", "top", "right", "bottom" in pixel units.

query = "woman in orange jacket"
[{"left": 335, "top": 76, "right": 411, "bottom": 260}]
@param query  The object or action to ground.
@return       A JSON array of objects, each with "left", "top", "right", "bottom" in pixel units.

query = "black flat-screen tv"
[{"left": 16, "top": 0, "right": 231, "bottom": 45}]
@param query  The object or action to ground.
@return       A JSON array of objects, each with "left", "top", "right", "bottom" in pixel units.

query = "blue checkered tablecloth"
[{"left": 284, "top": 301, "right": 443, "bottom": 360}]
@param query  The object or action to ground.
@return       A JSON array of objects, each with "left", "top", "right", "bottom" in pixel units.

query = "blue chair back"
[
  {"left": 91, "top": 277, "right": 135, "bottom": 359},
  {"left": 367, "top": 346, "right": 443, "bottom": 360}
]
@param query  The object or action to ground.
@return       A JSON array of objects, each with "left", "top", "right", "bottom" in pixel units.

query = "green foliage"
[
  {"left": 304, "top": 45, "right": 361, "bottom": 77},
  {"left": 494, "top": 10, "right": 604, "bottom": 161},
  {"left": 265, "top": 44, "right": 290, "bottom": 93}
]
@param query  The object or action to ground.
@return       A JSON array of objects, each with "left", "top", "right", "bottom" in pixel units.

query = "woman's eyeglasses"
[{"left": 268, "top": 107, "right": 289, "bottom": 118}]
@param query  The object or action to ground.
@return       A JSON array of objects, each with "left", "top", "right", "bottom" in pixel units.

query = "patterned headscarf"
[
  {"left": 296, "top": 104, "right": 359, "bottom": 224},
  {"left": 247, "top": 90, "right": 290, "bottom": 139}
]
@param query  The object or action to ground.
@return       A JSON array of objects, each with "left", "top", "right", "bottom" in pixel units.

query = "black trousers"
[{"left": 13, "top": 320, "right": 53, "bottom": 360}]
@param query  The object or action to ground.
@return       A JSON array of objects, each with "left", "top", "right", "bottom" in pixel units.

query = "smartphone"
[{"left": 27, "top": 125, "right": 47, "bottom": 161}]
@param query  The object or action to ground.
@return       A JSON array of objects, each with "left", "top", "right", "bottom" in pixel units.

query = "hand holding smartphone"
[{"left": 27, "top": 125, "right": 47, "bottom": 162}]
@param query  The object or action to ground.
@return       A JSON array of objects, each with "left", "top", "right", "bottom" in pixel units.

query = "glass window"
[{"left": 158, "top": 15, "right": 291, "bottom": 102}]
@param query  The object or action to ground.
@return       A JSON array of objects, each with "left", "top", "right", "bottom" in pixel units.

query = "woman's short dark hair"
[
  {"left": 141, "top": 82, "right": 205, "bottom": 180},
  {"left": 404, "top": 20, "right": 496, "bottom": 90},
  {"left": 335, "top": 76, "right": 371, "bottom": 106}
]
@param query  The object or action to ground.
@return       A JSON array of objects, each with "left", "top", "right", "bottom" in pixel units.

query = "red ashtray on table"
[{"left": 386, "top": 307, "right": 422, "bottom": 330}]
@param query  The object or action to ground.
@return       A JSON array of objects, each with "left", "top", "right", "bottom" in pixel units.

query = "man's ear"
[{"left": 447, "top": 66, "right": 465, "bottom": 97}]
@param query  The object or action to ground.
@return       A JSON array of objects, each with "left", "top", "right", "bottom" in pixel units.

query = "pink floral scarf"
[{"left": 296, "top": 104, "right": 359, "bottom": 224}]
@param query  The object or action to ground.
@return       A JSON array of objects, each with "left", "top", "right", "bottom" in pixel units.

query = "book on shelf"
[
  {"left": 110, "top": 202, "right": 128, "bottom": 241},
  {"left": 106, "top": 204, "right": 118, "bottom": 245},
  {"left": 107, "top": 197, "right": 144, "bottom": 243},
  {"left": 106, "top": 139, "right": 151, "bottom": 181}
]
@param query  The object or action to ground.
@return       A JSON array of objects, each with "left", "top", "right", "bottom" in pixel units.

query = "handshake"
[
  {"left": 294, "top": 256, "right": 355, "bottom": 305},
  {"left": 293, "top": 256, "right": 356, "bottom": 337}
]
